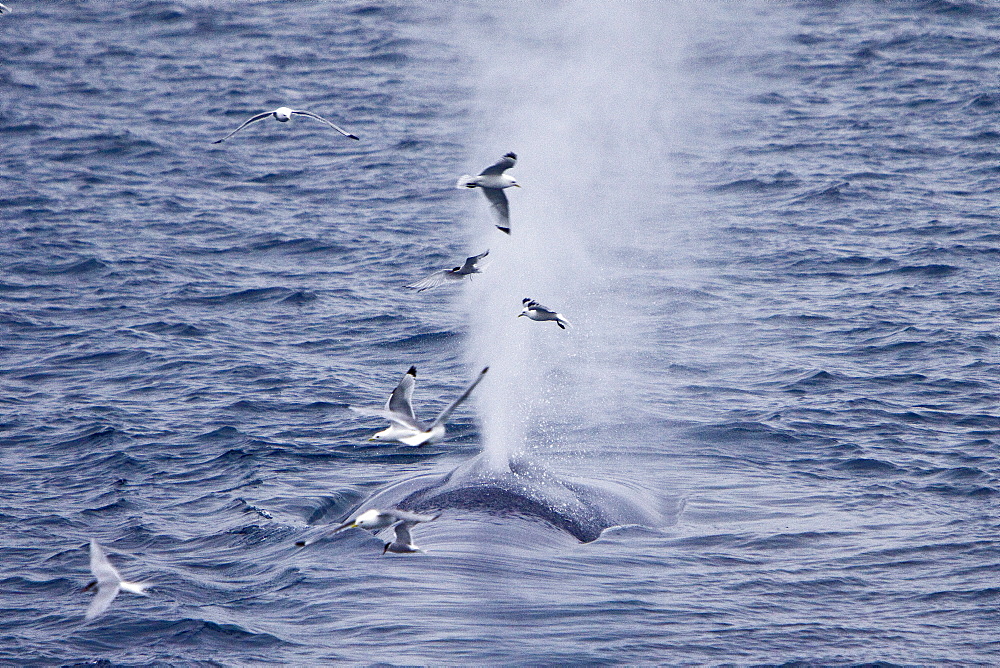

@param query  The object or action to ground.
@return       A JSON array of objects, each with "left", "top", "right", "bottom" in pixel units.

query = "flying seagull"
[
  {"left": 83, "top": 540, "right": 148, "bottom": 620},
  {"left": 212, "top": 106, "right": 359, "bottom": 143},
  {"left": 456, "top": 152, "right": 520, "bottom": 234},
  {"left": 339, "top": 509, "right": 438, "bottom": 554},
  {"left": 519, "top": 298, "right": 571, "bottom": 329},
  {"left": 295, "top": 508, "right": 440, "bottom": 547},
  {"left": 383, "top": 520, "right": 426, "bottom": 554},
  {"left": 360, "top": 365, "right": 419, "bottom": 444},
  {"left": 405, "top": 250, "right": 489, "bottom": 292},
  {"left": 350, "top": 366, "right": 489, "bottom": 445},
  {"left": 337, "top": 508, "right": 440, "bottom": 533}
]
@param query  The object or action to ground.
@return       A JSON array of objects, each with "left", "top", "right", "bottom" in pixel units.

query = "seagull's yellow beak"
[
  {"left": 368, "top": 436, "right": 377, "bottom": 442},
  {"left": 514, "top": 184, "right": 522, "bottom": 188}
]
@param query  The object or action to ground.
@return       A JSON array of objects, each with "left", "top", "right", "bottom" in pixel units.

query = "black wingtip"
[
  {"left": 407, "top": 365, "right": 417, "bottom": 376},
  {"left": 504, "top": 152, "right": 517, "bottom": 160},
  {"left": 481, "top": 366, "right": 489, "bottom": 374},
  {"left": 295, "top": 540, "right": 306, "bottom": 547},
  {"left": 211, "top": 139, "right": 223, "bottom": 144},
  {"left": 496, "top": 226, "right": 511, "bottom": 235},
  {"left": 522, "top": 297, "right": 531, "bottom": 304},
  {"left": 557, "top": 322, "right": 566, "bottom": 330},
  {"left": 348, "top": 134, "right": 360, "bottom": 140}
]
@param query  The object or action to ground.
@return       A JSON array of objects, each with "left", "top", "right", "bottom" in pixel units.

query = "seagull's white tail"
[
  {"left": 119, "top": 581, "right": 149, "bottom": 596},
  {"left": 456, "top": 174, "right": 476, "bottom": 189}
]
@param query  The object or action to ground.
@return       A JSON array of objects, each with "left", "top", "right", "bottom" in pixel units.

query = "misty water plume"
[{"left": 455, "top": 2, "right": 716, "bottom": 469}]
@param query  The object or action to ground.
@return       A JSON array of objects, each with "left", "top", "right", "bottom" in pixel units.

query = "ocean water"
[{"left": 2, "top": 0, "right": 999, "bottom": 665}]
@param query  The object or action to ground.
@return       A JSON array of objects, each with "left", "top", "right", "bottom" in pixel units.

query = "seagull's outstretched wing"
[
  {"left": 479, "top": 152, "right": 517, "bottom": 176},
  {"left": 430, "top": 367, "right": 489, "bottom": 428},
  {"left": 392, "top": 521, "right": 414, "bottom": 545},
  {"left": 386, "top": 366, "right": 417, "bottom": 419},
  {"left": 459, "top": 250, "right": 489, "bottom": 274},
  {"left": 350, "top": 406, "right": 424, "bottom": 432},
  {"left": 212, "top": 111, "right": 274, "bottom": 143},
  {"left": 291, "top": 110, "right": 359, "bottom": 140},
  {"left": 535, "top": 303, "right": 560, "bottom": 316},
  {"left": 390, "top": 510, "right": 440, "bottom": 524},
  {"left": 89, "top": 540, "right": 121, "bottom": 586},
  {"left": 481, "top": 188, "right": 511, "bottom": 234},
  {"left": 85, "top": 582, "right": 120, "bottom": 621},
  {"left": 405, "top": 270, "right": 455, "bottom": 292}
]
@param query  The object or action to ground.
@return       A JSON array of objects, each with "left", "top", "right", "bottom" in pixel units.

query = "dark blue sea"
[{"left": 2, "top": 1, "right": 999, "bottom": 665}]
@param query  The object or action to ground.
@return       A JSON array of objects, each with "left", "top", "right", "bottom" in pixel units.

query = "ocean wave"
[
  {"left": 709, "top": 172, "right": 801, "bottom": 193},
  {"left": 832, "top": 457, "right": 903, "bottom": 474},
  {"left": 176, "top": 287, "right": 305, "bottom": 307},
  {"left": 47, "top": 131, "right": 165, "bottom": 163},
  {"left": 128, "top": 1, "right": 188, "bottom": 23},
  {"left": 9, "top": 257, "right": 109, "bottom": 276},
  {"left": 686, "top": 421, "right": 801, "bottom": 446},
  {"left": 867, "top": 263, "right": 959, "bottom": 278},
  {"left": 383, "top": 330, "right": 461, "bottom": 348},
  {"left": 134, "top": 321, "right": 209, "bottom": 337}
]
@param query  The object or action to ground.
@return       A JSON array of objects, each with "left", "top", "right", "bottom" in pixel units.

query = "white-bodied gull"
[
  {"left": 350, "top": 366, "right": 489, "bottom": 445},
  {"left": 456, "top": 152, "right": 520, "bottom": 234},
  {"left": 519, "top": 298, "right": 571, "bottom": 330},
  {"left": 337, "top": 508, "right": 440, "bottom": 532},
  {"left": 405, "top": 250, "right": 489, "bottom": 292},
  {"left": 83, "top": 540, "right": 148, "bottom": 620},
  {"left": 212, "top": 106, "right": 359, "bottom": 143},
  {"left": 295, "top": 508, "right": 440, "bottom": 547}
]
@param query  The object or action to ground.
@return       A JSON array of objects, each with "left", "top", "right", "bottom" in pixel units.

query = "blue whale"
[{"left": 355, "top": 453, "right": 675, "bottom": 543}]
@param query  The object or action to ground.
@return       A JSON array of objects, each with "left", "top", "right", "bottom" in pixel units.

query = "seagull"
[
  {"left": 405, "top": 250, "right": 489, "bottom": 292},
  {"left": 337, "top": 508, "right": 440, "bottom": 533},
  {"left": 519, "top": 298, "right": 571, "bottom": 329},
  {"left": 383, "top": 521, "right": 426, "bottom": 554},
  {"left": 212, "top": 106, "right": 359, "bottom": 143},
  {"left": 83, "top": 540, "right": 148, "bottom": 620},
  {"left": 361, "top": 365, "right": 419, "bottom": 444},
  {"left": 295, "top": 508, "right": 439, "bottom": 547},
  {"left": 456, "top": 152, "right": 520, "bottom": 234},
  {"left": 350, "top": 366, "right": 489, "bottom": 446}
]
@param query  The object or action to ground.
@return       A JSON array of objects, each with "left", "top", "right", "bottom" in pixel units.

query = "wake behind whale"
[{"left": 353, "top": 453, "right": 677, "bottom": 543}]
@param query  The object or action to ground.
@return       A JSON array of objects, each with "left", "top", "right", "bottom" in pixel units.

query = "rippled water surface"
[{"left": 2, "top": 1, "right": 999, "bottom": 665}]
